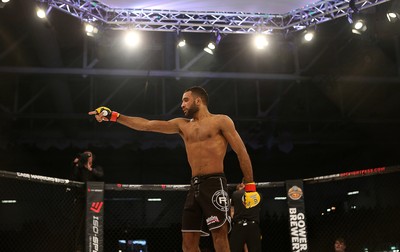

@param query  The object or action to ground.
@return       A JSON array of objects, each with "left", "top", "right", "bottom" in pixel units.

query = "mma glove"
[
  {"left": 95, "top": 106, "right": 120, "bottom": 122},
  {"left": 243, "top": 182, "right": 261, "bottom": 209}
]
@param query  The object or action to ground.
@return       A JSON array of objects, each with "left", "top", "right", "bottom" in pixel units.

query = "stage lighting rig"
[
  {"left": 176, "top": 30, "right": 186, "bottom": 48},
  {"left": 204, "top": 30, "right": 221, "bottom": 55},
  {"left": 386, "top": 0, "right": 400, "bottom": 23}
]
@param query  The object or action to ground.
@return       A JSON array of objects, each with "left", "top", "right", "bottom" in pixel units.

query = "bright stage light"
[
  {"left": 124, "top": 31, "right": 140, "bottom": 47},
  {"left": 352, "top": 19, "right": 367, "bottom": 35},
  {"left": 253, "top": 34, "right": 268, "bottom": 49},
  {"left": 207, "top": 42, "right": 216, "bottom": 50},
  {"left": 204, "top": 47, "right": 214, "bottom": 55},
  {"left": 177, "top": 30, "right": 186, "bottom": 47},
  {"left": 85, "top": 24, "right": 95, "bottom": 33},
  {"left": 36, "top": 8, "right": 46, "bottom": 19},
  {"left": 387, "top": 12, "right": 399, "bottom": 23},
  {"left": 203, "top": 30, "right": 221, "bottom": 55},
  {"left": 354, "top": 20, "right": 365, "bottom": 30},
  {"left": 85, "top": 23, "right": 98, "bottom": 37},
  {"left": 386, "top": 0, "right": 400, "bottom": 23},
  {"left": 304, "top": 31, "right": 314, "bottom": 42},
  {"left": 178, "top": 39, "right": 186, "bottom": 47}
]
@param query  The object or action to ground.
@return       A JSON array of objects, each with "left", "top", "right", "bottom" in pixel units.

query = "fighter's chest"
[{"left": 182, "top": 121, "right": 219, "bottom": 142}]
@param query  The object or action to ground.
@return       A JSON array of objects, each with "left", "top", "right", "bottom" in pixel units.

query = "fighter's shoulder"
[
  {"left": 211, "top": 114, "right": 234, "bottom": 125},
  {"left": 212, "top": 114, "right": 232, "bottom": 122},
  {"left": 169, "top": 117, "right": 190, "bottom": 125}
]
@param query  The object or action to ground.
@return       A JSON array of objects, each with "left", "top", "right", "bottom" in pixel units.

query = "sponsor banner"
[
  {"left": 16, "top": 172, "right": 71, "bottom": 184},
  {"left": 86, "top": 182, "right": 104, "bottom": 252},
  {"left": 307, "top": 166, "right": 387, "bottom": 182},
  {"left": 105, "top": 183, "right": 190, "bottom": 191},
  {"left": 286, "top": 180, "right": 308, "bottom": 252},
  {"left": 339, "top": 167, "right": 385, "bottom": 177}
]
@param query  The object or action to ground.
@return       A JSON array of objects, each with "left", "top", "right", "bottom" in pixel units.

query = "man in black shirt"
[
  {"left": 71, "top": 151, "right": 103, "bottom": 182},
  {"left": 70, "top": 150, "right": 103, "bottom": 252},
  {"left": 229, "top": 182, "right": 262, "bottom": 252}
]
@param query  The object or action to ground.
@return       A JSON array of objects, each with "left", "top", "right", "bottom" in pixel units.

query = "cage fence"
[
  {"left": 0, "top": 166, "right": 399, "bottom": 252},
  {"left": 0, "top": 175, "right": 83, "bottom": 252}
]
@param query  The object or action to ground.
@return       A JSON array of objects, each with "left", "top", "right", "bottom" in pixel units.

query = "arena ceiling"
[
  {"left": 100, "top": 0, "right": 312, "bottom": 13},
  {"left": 0, "top": 0, "right": 400, "bottom": 181},
  {"left": 31, "top": 0, "right": 391, "bottom": 34}
]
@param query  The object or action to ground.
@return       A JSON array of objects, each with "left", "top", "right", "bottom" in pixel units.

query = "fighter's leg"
[
  {"left": 182, "top": 232, "right": 201, "bottom": 252},
  {"left": 182, "top": 186, "right": 204, "bottom": 252},
  {"left": 210, "top": 222, "right": 230, "bottom": 252}
]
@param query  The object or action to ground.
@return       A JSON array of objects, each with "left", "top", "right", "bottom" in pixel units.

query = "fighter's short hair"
[{"left": 185, "top": 86, "right": 209, "bottom": 106}]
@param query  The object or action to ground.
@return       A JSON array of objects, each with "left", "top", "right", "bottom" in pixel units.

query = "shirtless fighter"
[{"left": 89, "top": 86, "right": 260, "bottom": 252}]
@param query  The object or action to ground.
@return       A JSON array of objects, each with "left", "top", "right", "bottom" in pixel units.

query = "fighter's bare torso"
[{"left": 177, "top": 114, "right": 228, "bottom": 176}]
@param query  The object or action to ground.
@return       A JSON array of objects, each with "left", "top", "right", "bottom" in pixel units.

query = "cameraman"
[{"left": 71, "top": 151, "right": 103, "bottom": 182}]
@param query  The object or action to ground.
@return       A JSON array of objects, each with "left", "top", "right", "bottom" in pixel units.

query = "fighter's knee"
[
  {"left": 182, "top": 233, "right": 200, "bottom": 252},
  {"left": 182, "top": 241, "right": 200, "bottom": 252}
]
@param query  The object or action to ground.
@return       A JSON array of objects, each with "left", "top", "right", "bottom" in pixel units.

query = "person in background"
[
  {"left": 334, "top": 237, "right": 347, "bottom": 252},
  {"left": 71, "top": 150, "right": 103, "bottom": 182},
  {"left": 229, "top": 182, "right": 262, "bottom": 252},
  {"left": 70, "top": 150, "right": 103, "bottom": 252}
]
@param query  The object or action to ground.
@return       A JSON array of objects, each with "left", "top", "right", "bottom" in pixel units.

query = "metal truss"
[{"left": 36, "top": 0, "right": 391, "bottom": 34}]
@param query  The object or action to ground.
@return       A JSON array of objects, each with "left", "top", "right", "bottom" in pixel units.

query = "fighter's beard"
[{"left": 185, "top": 105, "right": 199, "bottom": 118}]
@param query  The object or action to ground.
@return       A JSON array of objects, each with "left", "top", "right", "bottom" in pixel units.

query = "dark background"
[{"left": 1, "top": 0, "right": 400, "bottom": 184}]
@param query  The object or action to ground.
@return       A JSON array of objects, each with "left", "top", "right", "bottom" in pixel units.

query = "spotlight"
[
  {"left": 85, "top": 23, "right": 98, "bottom": 37},
  {"left": 36, "top": 8, "right": 46, "bottom": 19},
  {"left": 387, "top": 12, "right": 399, "bottom": 22},
  {"left": 36, "top": 5, "right": 52, "bottom": 19},
  {"left": 176, "top": 30, "right": 186, "bottom": 47},
  {"left": 386, "top": 0, "right": 400, "bottom": 23},
  {"left": 207, "top": 41, "right": 216, "bottom": 50},
  {"left": 203, "top": 30, "right": 221, "bottom": 54},
  {"left": 124, "top": 31, "right": 140, "bottom": 47},
  {"left": 303, "top": 30, "right": 314, "bottom": 42},
  {"left": 178, "top": 39, "right": 186, "bottom": 47},
  {"left": 348, "top": 0, "right": 368, "bottom": 35},
  {"left": 0, "top": 0, "right": 10, "bottom": 7},
  {"left": 352, "top": 19, "right": 367, "bottom": 35},
  {"left": 204, "top": 47, "right": 214, "bottom": 55},
  {"left": 253, "top": 34, "right": 268, "bottom": 49}
]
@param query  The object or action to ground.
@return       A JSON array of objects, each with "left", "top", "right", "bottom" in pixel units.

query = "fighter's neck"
[{"left": 192, "top": 108, "right": 211, "bottom": 121}]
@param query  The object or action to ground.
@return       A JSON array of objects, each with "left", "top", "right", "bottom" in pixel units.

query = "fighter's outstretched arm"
[
  {"left": 88, "top": 107, "right": 184, "bottom": 134},
  {"left": 117, "top": 115, "right": 183, "bottom": 134}
]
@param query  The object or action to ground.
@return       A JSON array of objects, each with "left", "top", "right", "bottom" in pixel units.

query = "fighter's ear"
[{"left": 195, "top": 96, "right": 202, "bottom": 105}]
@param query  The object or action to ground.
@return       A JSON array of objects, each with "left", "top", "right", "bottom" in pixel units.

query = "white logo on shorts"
[
  {"left": 206, "top": 215, "right": 220, "bottom": 225},
  {"left": 211, "top": 190, "right": 229, "bottom": 212}
]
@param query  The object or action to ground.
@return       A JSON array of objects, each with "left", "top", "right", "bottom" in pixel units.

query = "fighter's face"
[{"left": 181, "top": 91, "right": 199, "bottom": 118}]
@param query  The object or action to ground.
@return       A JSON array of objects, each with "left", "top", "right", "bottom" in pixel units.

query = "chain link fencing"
[
  {"left": 304, "top": 170, "right": 400, "bottom": 252},
  {"left": 1, "top": 167, "right": 399, "bottom": 252},
  {"left": 0, "top": 172, "right": 84, "bottom": 252}
]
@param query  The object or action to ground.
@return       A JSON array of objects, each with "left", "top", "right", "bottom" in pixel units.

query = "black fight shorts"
[{"left": 181, "top": 173, "right": 231, "bottom": 236}]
